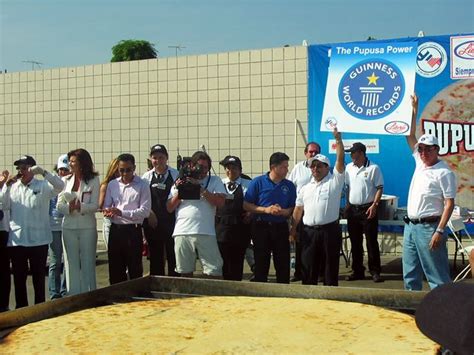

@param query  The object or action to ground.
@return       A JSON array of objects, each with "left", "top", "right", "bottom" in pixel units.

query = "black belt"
[
  {"left": 305, "top": 220, "right": 339, "bottom": 230},
  {"left": 255, "top": 221, "right": 288, "bottom": 226},
  {"left": 351, "top": 203, "right": 373, "bottom": 210},
  {"left": 403, "top": 215, "right": 441, "bottom": 225},
  {"left": 111, "top": 223, "right": 142, "bottom": 229}
]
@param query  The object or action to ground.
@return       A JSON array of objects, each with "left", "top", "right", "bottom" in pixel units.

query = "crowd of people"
[{"left": 0, "top": 94, "right": 461, "bottom": 311}]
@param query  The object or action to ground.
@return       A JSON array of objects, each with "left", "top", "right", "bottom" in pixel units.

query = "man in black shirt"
[{"left": 142, "top": 144, "right": 180, "bottom": 276}]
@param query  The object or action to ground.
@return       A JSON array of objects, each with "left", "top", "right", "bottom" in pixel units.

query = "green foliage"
[{"left": 111, "top": 40, "right": 158, "bottom": 62}]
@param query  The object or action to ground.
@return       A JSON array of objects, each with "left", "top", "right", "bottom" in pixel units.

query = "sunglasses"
[
  {"left": 16, "top": 166, "right": 29, "bottom": 171},
  {"left": 417, "top": 146, "right": 436, "bottom": 153},
  {"left": 119, "top": 167, "right": 134, "bottom": 173}
]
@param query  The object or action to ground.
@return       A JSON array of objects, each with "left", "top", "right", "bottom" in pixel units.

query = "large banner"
[
  {"left": 321, "top": 41, "right": 417, "bottom": 135},
  {"left": 308, "top": 34, "right": 474, "bottom": 209}
]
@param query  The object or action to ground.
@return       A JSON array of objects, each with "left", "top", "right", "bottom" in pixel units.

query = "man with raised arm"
[
  {"left": 403, "top": 94, "right": 456, "bottom": 290},
  {"left": 289, "top": 129, "right": 345, "bottom": 286}
]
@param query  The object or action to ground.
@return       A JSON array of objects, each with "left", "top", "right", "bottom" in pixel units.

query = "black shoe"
[
  {"left": 345, "top": 273, "right": 365, "bottom": 281},
  {"left": 290, "top": 276, "right": 301, "bottom": 282},
  {"left": 372, "top": 273, "right": 384, "bottom": 283}
]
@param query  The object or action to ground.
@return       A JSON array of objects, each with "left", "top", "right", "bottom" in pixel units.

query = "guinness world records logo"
[{"left": 338, "top": 59, "right": 405, "bottom": 120}]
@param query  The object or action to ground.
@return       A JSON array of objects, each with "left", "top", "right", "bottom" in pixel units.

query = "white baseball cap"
[
  {"left": 57, "top": 154, "right": 69, "bottom": 170},
  {"left": 308, "top": 154, "right": 330, "bottom": 167},
  {"left": 416, "top": 134, "right": 439, "bottom": 147}
]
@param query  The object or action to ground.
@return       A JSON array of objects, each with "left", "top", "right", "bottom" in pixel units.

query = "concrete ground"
[{"left": 7, "top": 249, "right": 471, "bottom": 309}]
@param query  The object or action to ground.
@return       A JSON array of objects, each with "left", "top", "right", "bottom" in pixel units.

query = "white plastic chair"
[
  {"left": 447, "top": 216, "right": 473, "bottom": 276},
  {"left": 453, "top": 245, "right": 474, "bottom": 282}
]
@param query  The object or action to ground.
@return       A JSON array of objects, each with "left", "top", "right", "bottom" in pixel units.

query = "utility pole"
[
  {"left": 22, "top": 60, "right": 43, "bottom": 70},
  {"left": 168, "top": 45, "right": 186, "bottom": 57}
]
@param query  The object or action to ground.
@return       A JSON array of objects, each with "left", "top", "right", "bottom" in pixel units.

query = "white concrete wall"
[{"left": 0, "top": 46, "right": 309, "bottom": 178}]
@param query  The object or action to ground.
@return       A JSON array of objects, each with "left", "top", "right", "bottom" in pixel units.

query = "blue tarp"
[{"left": 308, "top": 34, "right": 473, "bottom": 208}]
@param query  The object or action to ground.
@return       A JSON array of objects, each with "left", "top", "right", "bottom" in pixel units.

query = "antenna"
[
  {"left": 22, "top": 60, "right": 43, "bottom": 70},
  {"left": 168, "top": 45, "right": 186, "bottom": 57}
]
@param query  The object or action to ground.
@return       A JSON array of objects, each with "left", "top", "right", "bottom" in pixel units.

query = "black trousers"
[
  {"left": 144, "top": 221, "right": 179, "bottom": 276},
  {"left": 252, "top": 222, "right": 290, "bottom": 284},
  {"left": 300, "top": 222, "right": 342, "bottom": 286},
  {"left": 9, "top": 244, "right": 48, "bottom": 308},
  {"left": 347, "top": 205, "right": 381, "bottom": 275},
  {"left": 108, "top": 224, "right": 143, "bottom": 285},
  {"left": 0, "top": 231, "right": 11, "bottom": 311},
  {"left": 293, "top": 221, "right": 304, "bottom": 278},
  {"left": 216, "top": 223, "right": 250, "bottom": 281}
]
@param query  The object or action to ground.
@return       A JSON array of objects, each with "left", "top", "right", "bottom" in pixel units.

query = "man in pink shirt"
[{"left": 103, "top": 153, "right": 151, "bottom": 284}]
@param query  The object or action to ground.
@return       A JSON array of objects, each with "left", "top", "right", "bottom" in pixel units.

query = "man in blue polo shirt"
[{"left": 244, "top": 152, "right": 296, "bottom": 283}]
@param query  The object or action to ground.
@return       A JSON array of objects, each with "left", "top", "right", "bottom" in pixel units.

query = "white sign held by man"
[{"left": 321, "top": 41, "right": 417, "bottom": 136}]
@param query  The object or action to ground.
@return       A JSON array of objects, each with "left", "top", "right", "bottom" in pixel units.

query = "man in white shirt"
[
  {"left": 289, "top": 129, "right": 345, "bottom": 286},
  {"left": 167, "top": 151, "right": 226, "bottom": 278},
  {"left": 287, "top": 142, "right": 321, "bottom": 282},
  {"left": 104, "top": 153, "right": 151, "bottom": 284},
  {"left": 344, "top": 142, "right": 384, "bottom": 283},
  {"left": 403, "top": 95, "right": 456, "bottom": 290},
  {"left": 0, "top": 155, "right": 64, "bottom": 308}
]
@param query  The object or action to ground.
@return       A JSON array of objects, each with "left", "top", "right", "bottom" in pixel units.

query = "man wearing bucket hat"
[
  {"left": 289, "top": 128, "right": 345, "bottom": 286},
  {"left": 403, "top": 94, "right": 456, "bottom": 290},
  {"left": 0, "top": 155, "right": 64, "bottom": 308}
]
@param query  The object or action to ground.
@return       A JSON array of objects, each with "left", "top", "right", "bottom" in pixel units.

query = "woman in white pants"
[{"left": 57, "top": 149, "right": 99, "bottom": 295}]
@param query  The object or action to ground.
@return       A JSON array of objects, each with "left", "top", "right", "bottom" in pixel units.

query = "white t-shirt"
[
  {"left": 170, "top": 175, "right": 226, "bottom": 236},
  {"left": 296, "top": 170, "right": 345, "bottom": 226},
  {"left": 407, "top": 151, "right": 457, "bottom": 219},
  {"left": 288, "top": 160, "right": 312, "bottom": 194},
  {"left": 345, "top": 160, "right": 384, "bottom": 205}
]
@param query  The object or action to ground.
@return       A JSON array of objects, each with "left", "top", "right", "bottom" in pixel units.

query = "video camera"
[
  {"left": 177, "top": 157, "right": 202, "bottom": 200},
  {"left": 178, "top": 157, "right": 203, "bottom": 180}
]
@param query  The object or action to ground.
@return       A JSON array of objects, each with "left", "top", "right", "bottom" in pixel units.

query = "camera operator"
[{"left": 167, "top": 151, "right": 226, "bottom": 278}]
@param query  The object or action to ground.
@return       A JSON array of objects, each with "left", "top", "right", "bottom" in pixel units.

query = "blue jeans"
[
  {"left": 48, "top": 230, "right": 66, "bottom": 299},
  {"left": 402, "top": 222, "right": 451, "bottom": 290}
]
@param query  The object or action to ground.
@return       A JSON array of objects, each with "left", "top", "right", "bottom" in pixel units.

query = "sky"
[{"left": 0, "top": 0, "right": 473, "bottom": 73}]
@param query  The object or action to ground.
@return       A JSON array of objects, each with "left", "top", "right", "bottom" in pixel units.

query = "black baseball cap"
[
  {"left": 14, "top": 155, "right": 36, "bottom": 166},
  {"left": 219, "top": 155, "right": 242, "bottom": 169},
  {"left": 149, "top": 144, "right": 168, "bottom": 157},
  {"left": 344, "top": 142, "right": 366, "bottom": 153}
]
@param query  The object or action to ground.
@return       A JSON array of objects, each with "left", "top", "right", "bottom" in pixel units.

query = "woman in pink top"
[{"left": 57, "top": 149, "right": 100, "bottom": 295}]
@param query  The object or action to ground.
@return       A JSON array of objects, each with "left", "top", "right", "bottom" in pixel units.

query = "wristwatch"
[{"left": 435, "top": 228, "right": 444, "bottom": 234}]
